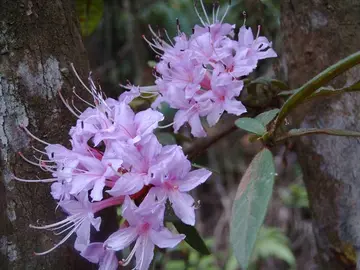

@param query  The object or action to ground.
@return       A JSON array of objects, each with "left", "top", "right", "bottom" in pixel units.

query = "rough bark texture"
[
  {"left": 0, "top": 0, "right": 95, "bottom": 269},
  {"left": 280, "top": 0, "right": 360, "bottom": 269}
]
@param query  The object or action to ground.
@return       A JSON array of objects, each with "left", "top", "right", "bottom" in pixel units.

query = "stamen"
[
  {"left": 199, "top": 0, "right": 211, "bottom": 25},
  {"left": 58, "top": 90, "right": 80, "bottom": 118},
  {"left": 157, "top": 122, "right": 174, "bottom": 129},
  {"left": 242, "top": 11, "right": 247, "bottom": 26},
  {"left": 194, "top": 1, "right": 207, "bottom": 26},
  {"left": 220, "top": 3, "right": 231, "bottom": 23},
  {"left": 20, "top": 125, "right": 50, "bottom": 145},
  {"left": 215, "top": 2, "right": 220, "bottom": 22},
  {"left": 17, "top": 152, "right": 48, "bottom": 170},
  {"left": 120, "top": 238, "right": 139, "bottom": 266},
  {"left": 33, "top": 219, "right": 84, "bottom": 255},
  {"left": 12, "top": 175, "right": 58, "bottom": 183},
  {"left": 70, "top": 63, "right": 93, "bottom": 95},
  {"left": 73, "top": 88, "right": 95, "bottom": 108},
  {"left": 71, "top": 98, "right": 83, "bottom": 115},
  {"left": 30, "top": 213, "right": 83, "bottom": 230},
  {"left": 256, "top": 25, "right": 261, "bottom": 40},
  {"left": 31, "top": 146, "right": 47, "bottom": 155},
  {"left": 162, "top": 29, "right": 174, "bottom": 46}
]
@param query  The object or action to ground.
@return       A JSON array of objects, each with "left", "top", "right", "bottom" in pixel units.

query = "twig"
[{"left": 185, "top": 123, "right": 238, "bottom": 160}]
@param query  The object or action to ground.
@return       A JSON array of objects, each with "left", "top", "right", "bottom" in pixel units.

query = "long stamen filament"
[{"left": 20, "top": 125, "right": 50, "bottom": 145}]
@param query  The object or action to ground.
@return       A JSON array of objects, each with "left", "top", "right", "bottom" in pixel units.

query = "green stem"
[
  {"left": 273, "top": 51, "right": 360, "bottom": 134},
  {"left": 275, "top": 128, "right": 360, "bottom": 143}
]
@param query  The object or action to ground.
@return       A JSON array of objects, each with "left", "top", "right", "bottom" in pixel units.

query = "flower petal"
[
  {"left": 149, "top": 228, "right": 185, "bottom": 248},
  {"left": 107, "top": 173, "right": 145, "bottom": 197},
  {"left": 173, "top": 109, "right": 188, "bottom": 133},
  {"left": 189, "top": 114, "right": 206, "bottom": 137},
  {"left": 105, "top": 227, "right": 138, "bottom": 251},
  {"left": 178, "top": 168, "right": 212, "bottom": 192},
  {"left": 135, "top": 235, "right": 155, "bottom": 270},
  {"left": 99, "top": 250, "right": 118, "bottom": 270},
  {"left": 169, "top": 191, "right": 196, "bottom": 226},
  {"left": 134, "top": 108, "right": 164, "bottom": 137},
  {"left": 80, "top": 242, "right": 105, "bottom": 263}
]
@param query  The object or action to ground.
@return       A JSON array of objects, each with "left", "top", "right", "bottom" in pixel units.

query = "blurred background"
[{"left": 76, "top": 0, "right": 316, "bottom": 269}]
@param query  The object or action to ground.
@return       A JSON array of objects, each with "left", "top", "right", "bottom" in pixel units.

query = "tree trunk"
[
  {"left": 280, "top": 0, "right": 360, "bottom": 269},
  {"left": 0, "top": 0, "right": 94, "bottom": 269}
]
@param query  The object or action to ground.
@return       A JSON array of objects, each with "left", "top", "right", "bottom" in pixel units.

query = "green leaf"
[
  {"left": 173, "top": 220, "right": 211, "bottom": 255},
  {"left": 252, "top": 227, "right": 295, "bottom": 266},
  {"left": 230, "top": 149, "right": 275, "bottom": 269},
  {"left": 225, "top": 255, "right": 239, "bottom": 270},
  {"left": 276, "top": 128, "right": 360, "bottom": 142},
  {"left": 255, "top": 109, "right": 280, "bottom": 126},
  {"left": 235, "top": 118, "right": 267, "bottom": 136},
  {"left": 76, "top": 0, "right": 104, "bottom": 37}
]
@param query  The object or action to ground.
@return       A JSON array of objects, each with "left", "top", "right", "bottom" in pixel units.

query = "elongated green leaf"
[
  {"left": 173, "top": 220, "right": 211, "bottom": 255},
  {"left": 276, "top": 128, "right": 360, "bottom": 142},
  {"left": 230, "top": 149, "right": 275, "bottom": 269},
  {"left": 235, "top": 118, "right": 266, "bottom": 136},
  {"left": 255, "top": 109, "right": 280, "bottom": 126}
]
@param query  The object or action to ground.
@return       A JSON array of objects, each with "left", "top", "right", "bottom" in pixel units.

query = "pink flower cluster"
[
  {"left": 15, "top": 77, "right": 211, "bottom": 269},
  {"left": 120, "top": 2, "right": 276, "bottom": 137},
  {"left": 14, "top": 2, "right": 277, "bottom": 269}
]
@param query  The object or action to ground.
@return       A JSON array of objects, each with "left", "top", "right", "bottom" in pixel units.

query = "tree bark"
[
  {"left": 0, "top": 0, "right": 94, "bottom": 269},
  {"left": 280, "top": 0, "right": 360, "bottom": 269}
]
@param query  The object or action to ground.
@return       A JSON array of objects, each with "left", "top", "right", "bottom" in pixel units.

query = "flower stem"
[{"left": 272, "top": 51, "right": 360, "bottom": 135}]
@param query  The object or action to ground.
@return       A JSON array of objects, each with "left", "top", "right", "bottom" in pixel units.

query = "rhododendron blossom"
[
  {"left": 14, "top": 71, "right": 211, "bottom": 269},
  {"left": 13, "top": 1, "right": 277, "bottom": 269},
  {"left": 120, "top": 1, "right": 277, "bottom": 137}
]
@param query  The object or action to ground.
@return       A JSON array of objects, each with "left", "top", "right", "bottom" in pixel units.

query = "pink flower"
[
  {"left": 107, "top": 136, "right": 162, "bottom": 196},
  {"left": 237, "top": 25, "right": 277, "bottom": 62},
  {"left": 105, "top": 197, "right": 185, "bottom": 270},
  {"left": 202, "top": 72, "right": 246, "bottom": 126},
  {"left": 148, "top": 145, "right": 212, "bottom": 225},
  {"left": 92, "top": 102, "right": 164, "bottom": 146},
  {"left": 81, "top": 243, "right": 118, "bottom": 270},
  {"left": 69, "top": 155, "right": 122, "bottom": 201},
  {"left": 30, "top": 192, "right": 102, "bottom": 254}
]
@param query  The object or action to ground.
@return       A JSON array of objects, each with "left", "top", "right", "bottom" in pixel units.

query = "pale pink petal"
[
  {"left": 107, "top": 173, "right": 145, "bottom": 196},
  {"left": 75, "top": 220, "right": 91, "bottom": 252},
  {"left": 119, "top": 86, "right": 141, "bottom": 104},
  {"left": 134, "top": 108, "right": 164, "bottom": 136},
  {"left": 99, "top": 250, "right": 118, "bottom": 270},
  {"left": 189, "top": 114, "right": 206, "bottom": 137},
  {"left": 70, "top": 174, "right": 97, "bottom": 195},
  {"left": 178, "top": 168, "right": 212, "bottom": 192},
  {"left": 135, "top": 235, "right": 155, "bottom": 270},
  {"left": 90, "top": 177, "right": 106, "bottom": 201},
  {"left": 238, "top": 26, "right": 254, "bottom": 46},
  {"left": 206, "top": 103, "right": 224, "bottom": 127},
  {"left": 149, "top": 228, "right": 185, "bottom": 248},
  {"left": 80, "top": 242, "right": 104, "bottom": 263},
  {"left": 122, "top": 196, "right": 141, "bottom": 226},
  {"left": 169, "top": 191, "right": 196, "bottom": 226},
  {"left": 173, "top": 109, "right": 188, "bottom": 133},
  {"left": 224, "top": 99, "right": 247, "bottom": 115},
  {"left": 104, "top": 227, "right": 138, "bottom": 251}
]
